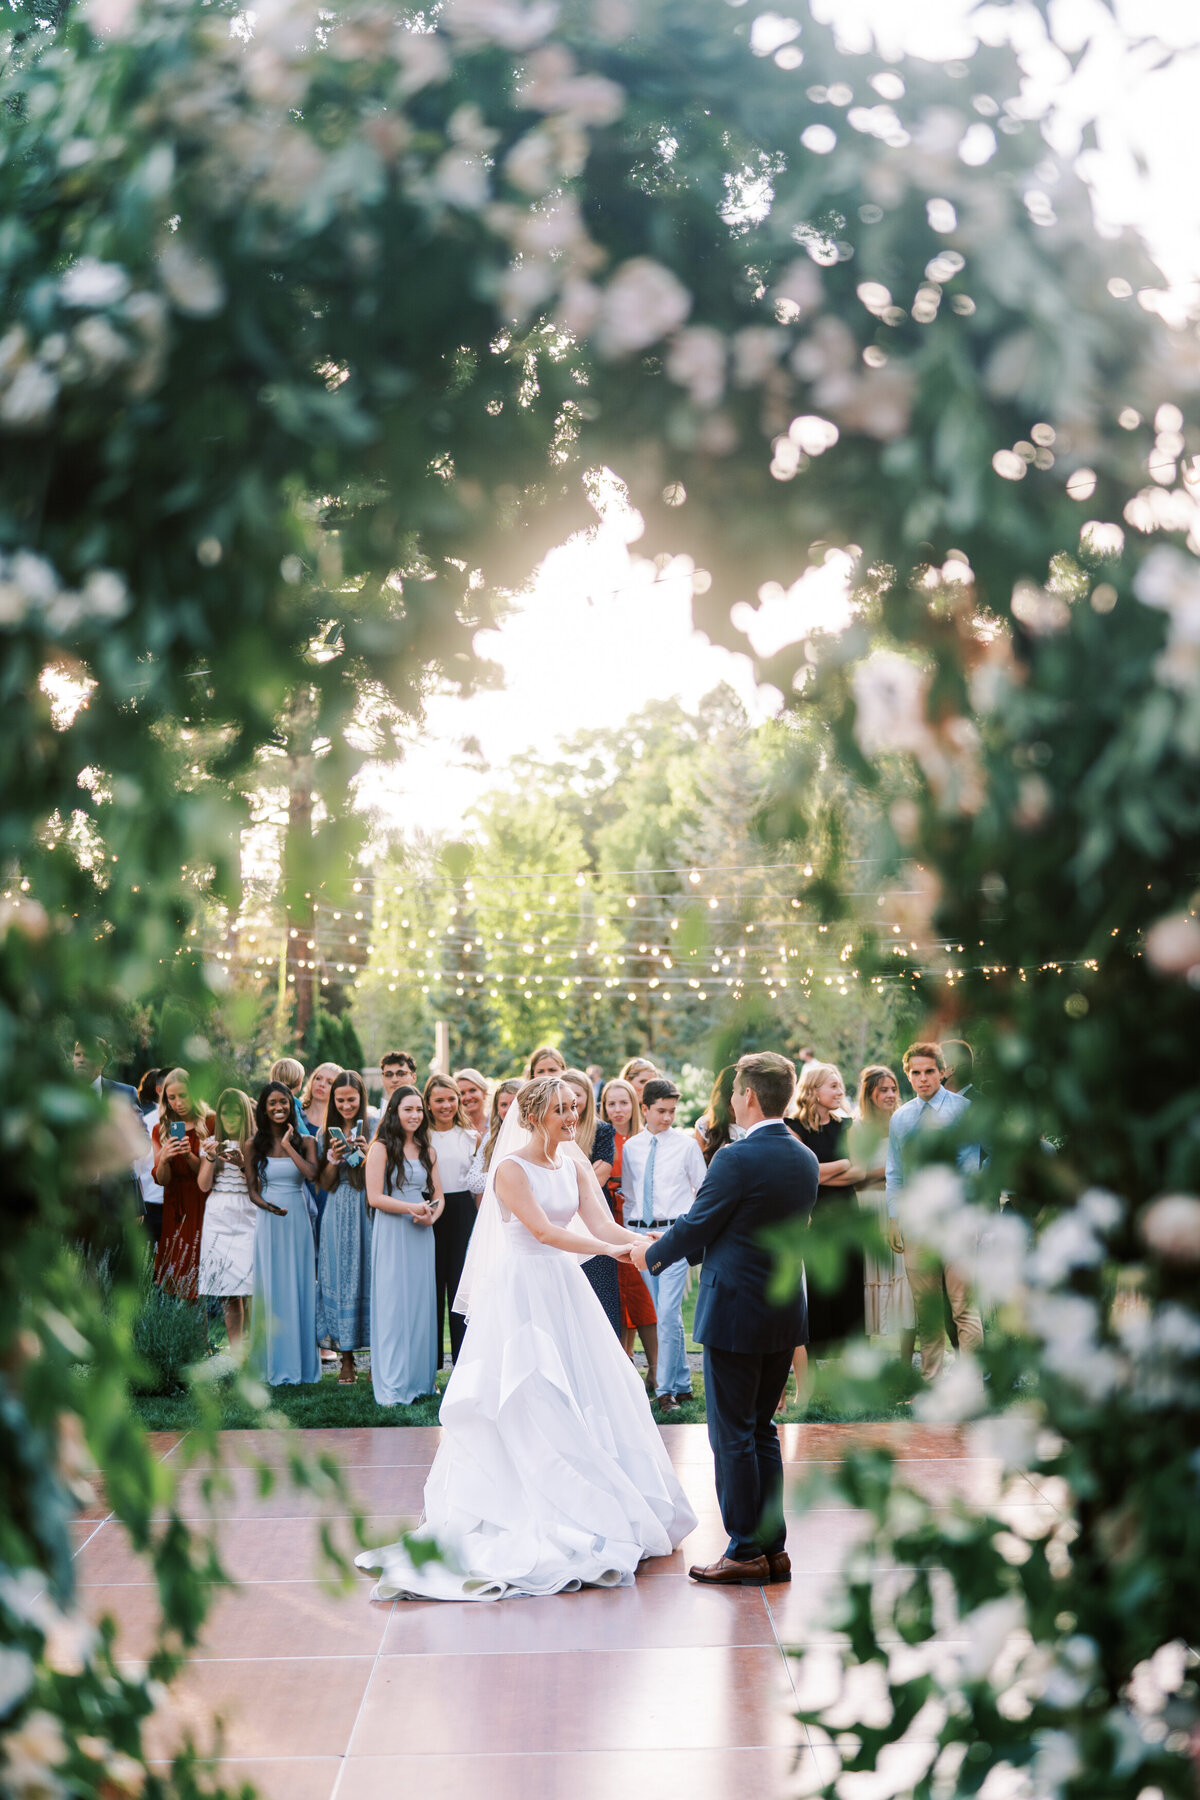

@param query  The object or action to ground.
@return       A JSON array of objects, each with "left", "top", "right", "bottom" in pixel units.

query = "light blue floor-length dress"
[
  {"left": 251, "top": 1156, "right": 320, "bottom": 1386},
  {"left": 315, "top": 1130, "right": 372, "bottom": 1352},
  {"left": 370, "top": 1156, "right": 437, "bottom": 1406}
]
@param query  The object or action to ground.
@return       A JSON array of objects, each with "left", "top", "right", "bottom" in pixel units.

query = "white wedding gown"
[{"left": 356, "top": 1153, "right": 698, "bottom": 1601}]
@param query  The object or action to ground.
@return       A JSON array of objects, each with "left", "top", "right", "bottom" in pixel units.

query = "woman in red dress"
[
  {"left": 153, "top": 1067, "right": 215, "bottom": 1300},
  {"left": 600, "top": 1078, "right": 659, "bottom": 1389}
]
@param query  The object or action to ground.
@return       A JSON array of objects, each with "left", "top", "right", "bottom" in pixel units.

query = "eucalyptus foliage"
[{"left": 1, "top": 0, "right": 1198, "bottom": 1793}]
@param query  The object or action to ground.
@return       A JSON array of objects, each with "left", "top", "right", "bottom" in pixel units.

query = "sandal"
[{"left": 338, "top": 1373, "right": 357, "bottom": 1385}]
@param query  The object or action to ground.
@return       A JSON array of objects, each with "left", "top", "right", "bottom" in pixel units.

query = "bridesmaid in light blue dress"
[
  {"left": 247, "top": 1080, "right": 320, "bottom": 1387},
  {"left": 366, "top": 1085, "right": 443, "bottom": 1406}
]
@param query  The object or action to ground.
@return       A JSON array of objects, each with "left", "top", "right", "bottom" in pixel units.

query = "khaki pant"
[{"left": 903, "top": 1245, "right": 983, "bottom": 1380}]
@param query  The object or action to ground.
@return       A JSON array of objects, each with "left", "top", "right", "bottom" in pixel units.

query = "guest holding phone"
[
  {"left": 601, "top": 1077, "right": 659, "bottom": 1383},
  {"left": 197, "top": 1089, "right": 258, "bottom": 1348},
  {"left": 316, "top": 1069, "right": 373, "bottom": 1385},
  {"left": 366, "top": 1085, "right": 443, "bottom": 1406},
  {"left": 152, "top": 1068, "right": 215, "bottom": 1300},
  {"left": 424, "top": 1073, "right": 479, "bottom": 1368},
  {"left": 247, "top": 1081, "right": 320, "bottom": 1387},
  {"left": 299, "top": 1061, "right": 340, "bottom": 1241}
]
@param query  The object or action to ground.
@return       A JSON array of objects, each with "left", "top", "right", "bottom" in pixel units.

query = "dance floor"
[{"left": 73, "top": 1423, "right": 1062, "bottom": 1798}]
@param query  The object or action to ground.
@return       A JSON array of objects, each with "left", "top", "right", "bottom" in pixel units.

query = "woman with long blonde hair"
[
  {"left": 152, "top": 1067, "right": 215, "bottom": 1299},
  {"left": 197, "top": 1088, "right": 258, "bottom": 1346},
  {"left": 786, "top": 1060, "right": 865, "bottom": 1357},
  {"left": 618, "top": 1057, "right": 656, "bottom": 1104},
  {"left": 849, "top": 1065, "right": 915, "bottom": 1365}
]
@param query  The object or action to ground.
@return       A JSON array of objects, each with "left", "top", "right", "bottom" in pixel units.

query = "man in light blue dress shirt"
[
  {"left": 886, "top": 1041, "right": 982, "bottom": 1381},
  {"left": 621, "top": 1078, "right": 708, "bottom": 1412}
]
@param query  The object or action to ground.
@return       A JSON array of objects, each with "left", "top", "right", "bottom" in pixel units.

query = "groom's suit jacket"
[{"left": 644, "top": 1121, "right": 818, "bottom": 1354}]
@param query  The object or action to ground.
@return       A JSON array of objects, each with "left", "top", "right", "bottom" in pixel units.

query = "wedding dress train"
[{"left": 356, "top": 1153, "right": 698, "bottom": 1601}]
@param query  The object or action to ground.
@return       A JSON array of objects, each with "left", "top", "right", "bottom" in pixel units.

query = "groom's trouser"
[
  {"left": 703, "top": 1344, "right": 794, "bottom": 1562},
  {"left": 639, "top": 1257, "right": 692, "bottom": 1397}
]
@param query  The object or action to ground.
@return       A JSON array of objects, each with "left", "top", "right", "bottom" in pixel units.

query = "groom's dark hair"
[{"left": 735, "top": 1052, "right": 796, "bottom": 1118}]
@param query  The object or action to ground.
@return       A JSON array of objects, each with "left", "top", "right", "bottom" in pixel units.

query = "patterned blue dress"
[{"left": 315, "top": 1130, "right": 372, "bottom": 1353}]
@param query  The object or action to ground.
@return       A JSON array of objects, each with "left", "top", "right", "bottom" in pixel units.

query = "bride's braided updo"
[{"left": 517, "top": 1075, "right": 571, "bottom": 1139}]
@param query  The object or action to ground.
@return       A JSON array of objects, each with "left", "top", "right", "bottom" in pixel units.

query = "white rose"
[
  {"left": 665, "top": 326, "right": 726, "bottom": 408},
  {"left": 442, "top": 0, "right": 559, "bottom": 49},
  {"left": 1140, "top": 1193, "right": 1200, "bottom": 1263},
  {"left": 60, "top": 256, "right": 130, "bottom": 309},
  {"left": 0, "top": 362, "right": 58, "bottom": 429},
  {"left": 429, "top": 149, "right": 490, "bottom": 210},
  {"left": 158, "top": 238, "right": 226, "bottom": 318},
  {"left": 505, "top": 130, "right": 556, "bottom": 195},
  {"left": 594, "top": 257, "right": 692, "bottom": 358},
  {"left": 851, "top": 648, "right": 929, "bottom": 758}
]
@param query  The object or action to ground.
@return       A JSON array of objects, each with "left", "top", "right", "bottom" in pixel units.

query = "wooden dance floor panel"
[{"left": 72, "top": 1424, "right": 1062, "bottom": 1799}]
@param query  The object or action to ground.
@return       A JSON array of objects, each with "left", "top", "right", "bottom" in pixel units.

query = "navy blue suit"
[{"left": 645, "top": 1120, "right": 818, "bottom": 1561}]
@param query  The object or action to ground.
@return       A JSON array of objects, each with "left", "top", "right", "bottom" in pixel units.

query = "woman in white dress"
[
  {"left": 848, "top": 1065, "right": 916, "bottom": 1364},
  {"left": 357, "top": 1075, "right": 698, "bottom": 1602},
  {"left": 196, "top": 1089, "right": 259, "bottom": 1347}
]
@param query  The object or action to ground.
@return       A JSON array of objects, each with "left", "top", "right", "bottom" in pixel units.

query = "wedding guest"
[
  {"left": 586, "top": 1063, "right": 604, "bottom": 1103},
  {"left": 562, "top": 1066, "right": 621, "bottom": 1335},
  {"left": 886, "top": 1042, "right": 982, "bottom": 1381},
  {"left": 694, "top": 1065, "right": 747, "bottom": 1164},
  {"left": 798, "top": 1046, "right": 817, "bottom": 1066},
  {"left": 787, "top": 1062, "right": 865, "bottom": 1360},
  {"left": 269, "top": 1056, "right": 306, "bottom": 1117},
  {"left": 136, "top": 1069, "right": 166, "bottom": 1250},
  {"left": 379, "top": 1050, "right": 417, "bottom": 1101},
  {"left": 941, "top": 1040, "right": 976, "bottom": 1100},
  {"left": 72, "top": 1039, "right": 149, "bottom": 1243},
  {"left": 152, "top": 1068, "right": 215, "bottom": 1300},
  {"left": 525, "top": 1044, "right": 566, "bottom": 1080},
  {"left": 246, "top": 1081, "right": 319, "bottom": 1387},
  {"left": 197, "top": 1089, "right": 258, "bottom": 1348},
  {"left": 452, "top": 1067, "right": 489, "bottom": 1136},
  {"left": 600, "top": 1077, "right": 658, "bottom": 1385},
  {"left": 469, "top": 1077, "right": 523, "bottom": 1193},
  {"left": 316, "top": 1069, "right": 373, "bottom": 1385},
  {"left": 619, "top": 1057, "right": 657, "bottom": 1103},
  {"left": 300, "top": 1060, "right": 341, "bottom": 1241},
  {"left": 424, "top": 1073, "right": 480, "bottom": 1367},
  {"left": 366, "top": 1085, "right": 443, "bottom": 1406},
  {"left": 620, "top": 1077, "right": 707, "bottom": 1412},
  {"left": 848, "top": 1066, "right": 915, "bottom": 1367}
]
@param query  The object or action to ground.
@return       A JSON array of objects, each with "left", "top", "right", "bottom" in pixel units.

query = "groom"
[{"left": 630, "top": 1052, "right": 818, "bottom": 1585}]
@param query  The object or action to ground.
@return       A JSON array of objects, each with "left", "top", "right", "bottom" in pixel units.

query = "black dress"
[
  {"left": 581, "top": 1119, "right": 622, "bottom": 1336},
  {"left": 787, "top": 1115, "right": 864, "bottom": 1352}
]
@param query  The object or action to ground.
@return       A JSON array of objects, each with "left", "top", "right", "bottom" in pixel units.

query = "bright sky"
[{"left": 356, "top": 0, "right": 1200, "bottom": 840}]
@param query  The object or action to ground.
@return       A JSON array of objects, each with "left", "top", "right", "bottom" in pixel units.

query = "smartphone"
[
  {"left": 168, "top": 1121, "right": 187, "bottom": 1142},
  {"left": 222, "top": 1139, "right": 238, "bottom": 1154},
  {"left": 330, "top": 1126, "right": 348, "bottom": 1148}
]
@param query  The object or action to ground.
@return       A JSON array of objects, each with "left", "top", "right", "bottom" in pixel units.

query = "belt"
[{"left": 628, "top": 1219, "right": 675, "bottom": 1230}]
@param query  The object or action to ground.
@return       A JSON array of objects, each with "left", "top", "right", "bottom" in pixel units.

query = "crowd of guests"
[{"left": 83, "top": 1032, "right": 982, "bottom": 1409}]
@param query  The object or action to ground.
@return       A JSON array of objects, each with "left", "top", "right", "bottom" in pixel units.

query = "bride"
[{"left": 357, "top": 1075, "right": 698, "bottom": 1600}]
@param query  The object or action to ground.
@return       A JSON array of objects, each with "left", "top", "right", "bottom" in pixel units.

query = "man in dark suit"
[{"left": 631, "top": 1051, "right": 818, "bottom": 1586}]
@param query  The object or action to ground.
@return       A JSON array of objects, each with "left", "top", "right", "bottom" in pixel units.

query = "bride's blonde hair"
[{"left": 518, "top": 1075, "right": 571, "bottom": 1152}]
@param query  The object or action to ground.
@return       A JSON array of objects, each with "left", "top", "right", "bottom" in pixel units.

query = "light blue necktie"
[{"left": 641, "top": 1135, "right": 658, "bottom": 1225}]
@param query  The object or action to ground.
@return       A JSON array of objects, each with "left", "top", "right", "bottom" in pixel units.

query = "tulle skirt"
[{"left": 356, "top": 1248, "right": 698, "bottom": 1601}]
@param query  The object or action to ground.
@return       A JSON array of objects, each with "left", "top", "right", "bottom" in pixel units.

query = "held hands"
[{"left": 627, "top": 1238, "right": 650, "bottom": 1271}]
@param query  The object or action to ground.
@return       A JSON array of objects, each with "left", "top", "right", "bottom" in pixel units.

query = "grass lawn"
[{"left": 131, "top": 1282, "right": 914, "bottom": 1431}]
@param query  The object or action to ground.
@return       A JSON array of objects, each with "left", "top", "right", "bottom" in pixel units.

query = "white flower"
[
  {"left": 0, "top": 363, "right": 58, "bottom": 429},
  {"left": 553, "top": 277, "right": 601, "bottom": 338},
  {"left": 1079, "top": 1188, "right": 1123, "bottom": 1233},
  {"left": 1030, "top": 1729, "right": 1081, "bottom": 1790},
  {"left": 394, "top": 28, "right": 451, "bottom": 94},
  {"left": 60, "top": 257, "right": 130, "bottom": 308},
  {"left": 594, "top": 258, "right": 691, "bottom": 358},
  {"left": 772, "top": 257, "right": 823, "bottom": 319},
  {"left": 81, "top": 0, "right": 139, "bottom": 35},
  {"left": 429, "top": 149, "right": 490, "bottom": 210},
  {"left": 0, "top": 1647, "right": 34, "bottom": 1713},
  {"left": 157, "top": 239, "right": 226, "bottom": 318},
  {"left": 851, "top": 648, "right": 929, "bottom": 758},
  {"left": 442, "top": 0, "right": 559, "bottom": 49},
  {"left": 3, "top": 1709, "right": 68, "bottom": 1797},
  {"left": 1140, "top": 1192, "right": 1200, "bottom": 1263},
  {"left": 957, "top": 1594, "right": 1026, "bottom": 1681},
  {"left": 72, "top": 315, "right": 130, "bottom": 379},
  {"left": 81, "top": 569, "right": 129, "bottom": 620},
  {"left": 11, "top": 553, "right": 59, "bottom": 606},
  {"left": 665, "top": 326, "right": 726, "bottom": 408},
  {"left": 516, "top": 46, "right": 624, "bottom": 123},
  {"left": 1133, "top": 544, "right": 1200, "bottom": 612},
  {"left": 1144, "top": 912, "right": 1200, "bottom": 975},
  {"left": 498, "top": 258, "right": 558, "bottom": 320},
  {"left": 511, "top": 194, "right": 589, "bottom": 256},
  {"left": 1027, "top": 1210, "right": 1103, "bottom": 1287},
  {"left": 1011, "top": 579, "right": 1070, "bottom": 636},
  {"left": 0, "top": 327, "right": 29, "bottom": 380},
  {"left": 913, "top": 1352, "right": 987, "bottom": 1421},
  {"left": 505, "top": 130, "right": 557, "bottom": 195},
  {"left": 732, "top": 325, "right": 785, "bottom": 386}
]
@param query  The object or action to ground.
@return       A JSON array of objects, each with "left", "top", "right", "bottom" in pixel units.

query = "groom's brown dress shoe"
[
  {"left": 766, "top": 1552, "right": 791, "bottom": 1583},
  {"left": 688, "top": 1555, "right": 770, "bottom": 1586}
]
